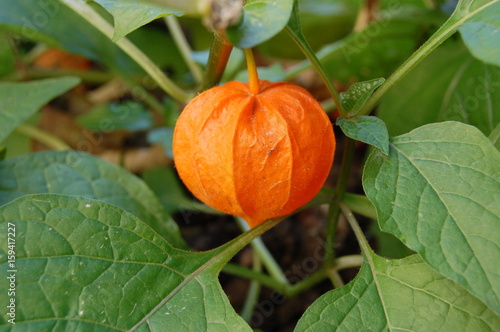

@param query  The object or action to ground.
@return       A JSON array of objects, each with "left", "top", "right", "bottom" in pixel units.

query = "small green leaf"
[
  {"left": 0, "top": 150, "right": 187, "bottom": 249},
  {"left": 363, "top": 121, "right": 500, "bottom": 315},
  {"left": 296, "top": 254, "right": 500, "bottom": 331},
  {"left": 447, "top": 1, "right": 500, "bottom": 66},
  {"left": 77, "top": 101, "right": 154, "bottom": 132},
  {"left": 378, "top": 41, "right": 500, "bottom": 137},
  {"left": 337, "top": 116, "right": 390, "bottom": 155},
  {"left": 340, "top": 78, "right": 385, "bottom": 116},
  {"left": 460, "top": 22, "right": 500, "bottom": 67},
  {"left": 226, "top": 0, "right": 294, "bottom": 48},
  {"left": 0, "top": 77, "right": 80, "bottom": 144},
  {"left": 458, "top": 1, "right": 500, "bottom": 67},
  {"left": 91, "top": 0, "right": 183, "bottom": 41},
  {"left": 0, "top": 194, "right": 252, "bottom": 330}
]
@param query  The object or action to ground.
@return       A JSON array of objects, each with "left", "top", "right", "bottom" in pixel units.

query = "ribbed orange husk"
[{"left": 173, "top": 80, "right": 335, "bottom": 227}]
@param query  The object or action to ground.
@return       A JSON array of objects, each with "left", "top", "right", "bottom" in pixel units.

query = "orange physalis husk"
[{"left": 173, "top": 80, "right": 336, "bottom": 228}]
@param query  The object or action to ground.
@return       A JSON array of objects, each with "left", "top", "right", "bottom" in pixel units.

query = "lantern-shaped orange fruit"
[{"left": 173, "top": 80, "right": 335, "bottom": 227}]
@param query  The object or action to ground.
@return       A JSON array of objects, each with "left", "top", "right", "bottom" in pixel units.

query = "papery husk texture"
[{"left": 173, "top": 80, "right": 335, "bottom": 227}]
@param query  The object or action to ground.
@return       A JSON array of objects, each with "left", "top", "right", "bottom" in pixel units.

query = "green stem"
[
  {"left": 60, "top": 0, "right": 192, "bottom": 104},
  {"left": 164, "top": 15, "right": 203, "bottom": 84},
  {"left": 240, "top": 254, "right": 262, "bottom": 322},
  {"left": 357, "top": 4, "right": 485, "bottom": 116},
  {"left": 324, "top": 137, "right": 356, "bottom": 269},
  {"left": 342, "top": 193, "right": 377, "bottom": 220},
  {"left": 222, "top": 254, "right": 363, "bottom": 297},
  {"left": 223, "top": 263, "right": 285, "bottom": 292},
  {"left": 285, "top": 27, "right": 345, "bottom": 117},
  {"left": 16, "top": 124, "right": 70, "bottom": 150},
  {"left": 236, "top": 217, "right": 289, "bottom": 285},
  {"left": 326, "top": 269, "right": 345, "bottom": 288},
  {"left": 339, "top": 202, "right": 373, "bottom": 257},
  {"left": 200, "top": 33, "right": 233, "bottom": 91}
]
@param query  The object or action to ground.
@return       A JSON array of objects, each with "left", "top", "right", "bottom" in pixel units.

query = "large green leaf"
[
  {"left": 0, "top": 77, "right": 80, "bottom": 144},
  {"left": 226, "top": 0, "right": 294, "bottom": 48},
  {"left": 295, "top": 254, "right": 500, "bottom": 331},
  {"left": 363, "top": 121, "right": 500, "bottom": 315},
  {"left": 92, "top": 0, "right": 182, "bottom": 41},
  {"left": 378, "top": 41, "right": 500, "bottom": 136},
  {"left": 0, "top": 0, "right": 185, "bottom": 78},
  {"left": 0, "top": 0, "right": 133, "bottom": 75},
  {"left": 0, "top": 194, "right": 254, "bottom": 330},
  {"left": 0, "top": 150, "right": 186, "bottom": 249}
]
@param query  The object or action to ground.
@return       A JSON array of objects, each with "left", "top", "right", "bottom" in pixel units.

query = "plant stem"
[
  {"left": 200, "top": 33, "right": 233, "bottom": 91},
  {"left": 222, "top": 254, "right": 363, "bottom": 297},
  {"left": 223, "top": 263, "right": 285, "bottom": 292},
  {"left": 342, "top": 193, "right": 377, "bottom": 220},
  {"left": 60, "top": 0, "right": 192, "bottom": 104},
  {"left": 240, "top": 253, "right": 262, "bottom": 322},
  {"left": 324, "top": 137, "right": 356, "bottom": 269},
  {"left": 339, "top": 202, "right": 373, "bottom": 257},
  {"left": 164, "top": 15, "right": 203, "bottom": 84},
  {"left": 285, "top": 27, "right": 345, "bottom": 117},
  {"left": 16, "top": 124, "right": 70, "bottom": 150},
  {"left": 357, "top": 4, "right": 484, "bottom": 116},
  {"left": 244, "top": 48, "right": 260, "bottom": 94},
  {"left": 236, "top": 217, "right": 289, "bottom": 285}
]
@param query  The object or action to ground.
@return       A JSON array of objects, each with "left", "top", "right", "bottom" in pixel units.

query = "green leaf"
[
  {"left": 378, "top": 41, "right": 500, "bottom": 137},
  {"left": 296, "top": 254, "right": 500, "bottom": 331},
  {"left": 288, "top": 19, "right": 425, "bottom": 83},
  {"left": 449, "top": 1, "right": 500, "bottom": 66},
  {"left": 226, "top": 0, "right": 294, "bottom": 48},
  {"left": 0, "top": 150, "right": 187, "bottom": 249},
  {"left": 0, "top": 32, "right": 15, "bottom": 77},
  {"left": 142, "top": 167, "right": 217, "bottom": 215},
  {"left": 337, "top": 116, "right": 390, "bottom": 155},
  {"left": 363, "top": 121, "right": 500, "bottom": 315},
  {"left": 0, "top": 194, "right": 254, "bottom": 330},
  {"left": 0, "top": 77, "right": 80, "bottom": 144},
  {"left": 460, "top": 21, "right": 500, "bottom": 67},
  {"left": 91, "top": 0, "right": 183, "bottom": 41},
  {"left": 0, "top": 0, "right": 178, "bottom": 78},
  {"left": 489, "top": 122, "right": 500, "bottom": 150},
  {"left": 256, "top": 0, "right": 357, "bottom": 60},
  {"left": 77, "top": 101, "right": 154, "bottom": 132},
  {"left": 340, "top": 78, "right": 385, "bottom": 116},
  {"left": 148, "top": 127, "right": 174, "bottom": 158},
  {"left": 369, "top": 221, "right": 414, "bottom": 259}
]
